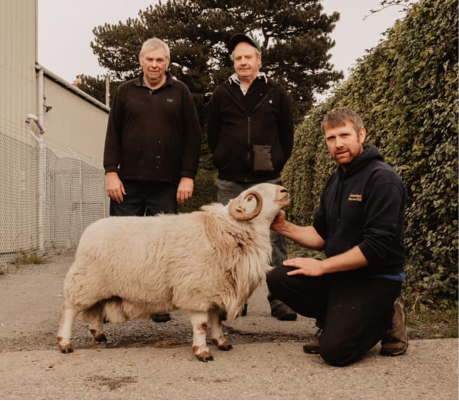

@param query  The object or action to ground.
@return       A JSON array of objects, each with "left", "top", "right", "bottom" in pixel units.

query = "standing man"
[
  {"left": 104, "top": 37, "right": 201, "bottom": 323},
  {"left": 268, "top": 108, "right": 408, "bottom": 366},
  {"left": 208, "top": 33, "right": 297, "bottom": 321}
]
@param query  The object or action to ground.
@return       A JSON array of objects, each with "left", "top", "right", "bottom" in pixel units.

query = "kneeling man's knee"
[{"left": 320, "top": 339, "right": 360, "bottom": 367}]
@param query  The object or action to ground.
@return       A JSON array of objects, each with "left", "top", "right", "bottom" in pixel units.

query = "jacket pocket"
[{"left": 253, "top": 145, "right": 274, "bottom": 173}]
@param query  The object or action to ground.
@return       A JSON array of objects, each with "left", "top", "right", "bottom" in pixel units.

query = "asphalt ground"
[{"left": 0, "top": 254, "right": 457, "bottom": 399}]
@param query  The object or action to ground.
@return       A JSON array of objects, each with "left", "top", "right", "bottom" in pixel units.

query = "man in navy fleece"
[{"left": 267, "top": 107, "right": 408, "bottom": 366}]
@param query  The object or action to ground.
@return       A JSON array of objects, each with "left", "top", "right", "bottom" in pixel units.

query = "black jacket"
[
  {"left": 313, "top": 145, "right": 407, "bottom": 278},
  {"left": 104, "top": 72, "right": 200, "bottom": 183},
  {"left": 207, "top": 77, "right": 293, "bottom": 183}
]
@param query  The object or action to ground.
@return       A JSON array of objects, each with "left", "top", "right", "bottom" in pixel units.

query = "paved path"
[{"left": 0, "top": 255, "right": 457, "bottom": 399}]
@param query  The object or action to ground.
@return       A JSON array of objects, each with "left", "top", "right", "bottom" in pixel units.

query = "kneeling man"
[{"left": 268, "top": 108, "right": 408, "bottom": 366}]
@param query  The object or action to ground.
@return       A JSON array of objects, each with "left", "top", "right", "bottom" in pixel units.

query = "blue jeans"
[{"left": 109, "top": 180, "right": 178, "bottom": 217}]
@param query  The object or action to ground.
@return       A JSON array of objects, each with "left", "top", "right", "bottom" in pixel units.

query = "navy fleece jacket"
[{"left": 313, "top": 145, "right": 407, "bottom": 278}]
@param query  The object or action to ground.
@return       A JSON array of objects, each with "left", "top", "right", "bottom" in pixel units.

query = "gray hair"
[
  {"left": 140, "top": 37, "right": 170, "bottom": 60},
  {"left": 230, "top": 47, "right": 261, "bottom": 62}
]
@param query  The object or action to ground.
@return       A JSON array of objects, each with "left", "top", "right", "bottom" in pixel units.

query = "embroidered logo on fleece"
[
  {"left": 348, "top": 194, "right": 362, "bottom": 202},
  {"left": 166, "top": 98, "right": 175, "bottom": 103}
]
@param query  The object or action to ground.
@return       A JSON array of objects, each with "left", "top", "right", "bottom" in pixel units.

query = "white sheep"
[{"left": 57, "top": 183, "right": 290, "bottom": 361}]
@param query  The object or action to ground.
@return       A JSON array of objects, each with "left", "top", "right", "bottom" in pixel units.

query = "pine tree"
[{"left": 78, "top": 0, "right": 343, "bottom": 124}]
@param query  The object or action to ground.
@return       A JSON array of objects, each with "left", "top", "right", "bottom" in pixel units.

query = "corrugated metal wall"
[
  {"left": 0, "top": 0, "right": 37, "bottom": 144},
  {"left": 0, "top": 0, "right": 110, "bottom": 263},
  {"left": 0, "top": 0, "right": 38, "bottom": 255}
]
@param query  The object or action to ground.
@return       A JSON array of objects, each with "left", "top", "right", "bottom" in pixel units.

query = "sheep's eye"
[
  {"left": 247, "top": 195, "right": 253, "bottom": 201},
  {"left": 280, "top": 189, "right": 287, "bottom": 193}
]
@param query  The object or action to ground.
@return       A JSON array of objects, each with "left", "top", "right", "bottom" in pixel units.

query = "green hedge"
[{"left": 283, "top": 0, "right": 458, "bottom": 308}]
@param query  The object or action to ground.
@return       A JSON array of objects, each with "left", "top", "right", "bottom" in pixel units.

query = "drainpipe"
[{"left": 28, "top": 65, "right": 47, "bottom": 252}]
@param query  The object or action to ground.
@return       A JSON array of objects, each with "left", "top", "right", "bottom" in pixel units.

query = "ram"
[{"left": 57, "top": 183, "right": 289, "bottom": 361}]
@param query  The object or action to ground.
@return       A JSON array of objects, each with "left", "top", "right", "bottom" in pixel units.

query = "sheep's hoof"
[
  {"left": 90, "top": 329, "right": 108, "bottom": 343},
  {"left": 194, "top": 346, "right": 214, "bottom": 362},
  {"left": 61, "top": 348, "right": 74, "bottom": 354},
  {"left": 95, "top": 333, "right": 107, "bottom": 343},
  {"left": 197, "top": 354, "right": 214, "bottom": 362},
  {"left": 59, "top": 345, "right": 74, "bottom": 354},
  {"left": 212, "top": 339, "right": 233, "bottom": 351}
]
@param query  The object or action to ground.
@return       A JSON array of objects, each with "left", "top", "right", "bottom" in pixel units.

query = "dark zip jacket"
[
  {"left": 313, "top": 145, "right": 407, "bottom": 278},
  {"left": 104, "top": 72, "right": 200, "bottom": 183},
  {"left": 207, "top": 77, "right": 293, "bottom": 183}
]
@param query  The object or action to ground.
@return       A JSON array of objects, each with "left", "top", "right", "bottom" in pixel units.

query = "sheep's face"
[{"left": 228, "top": 184, "right": 290, "bottom": 222}]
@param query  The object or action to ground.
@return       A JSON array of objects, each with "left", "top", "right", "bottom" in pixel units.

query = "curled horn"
[{"left": 229, "top": 191, "right": 263, "bottom": 221}]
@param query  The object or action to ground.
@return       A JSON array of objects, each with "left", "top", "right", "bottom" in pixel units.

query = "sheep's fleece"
[{"left": 57, "top": 183, "right": 290, "bottom": 361}]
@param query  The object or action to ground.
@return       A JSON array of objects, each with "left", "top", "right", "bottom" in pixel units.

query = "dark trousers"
[
  {"left": 267, "top": 265, "right": 402, "bottom": 366},
  {"left": 109, "top": 180, "right": 178, "bottom": 217}
]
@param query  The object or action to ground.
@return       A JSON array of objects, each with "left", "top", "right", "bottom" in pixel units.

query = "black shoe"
[
  {"left": 380, "top": 302, "right": 409, "bottom": 356},
  {"left": 270, "top": 301, "right": 297, "bottom": 321},
  {"left": 151, "top": 313, "right": 172, "bottom": 323},
  {"left": 220, "top": 303, "right": 248, "bottom": 321},
  {"left": 219, "top": 309, "right": 228, "bottom": 321}
]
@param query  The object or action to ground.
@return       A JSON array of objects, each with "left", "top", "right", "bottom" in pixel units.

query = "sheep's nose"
[{"left": 280, "top": 188, "right": 288, "bottom": 193}]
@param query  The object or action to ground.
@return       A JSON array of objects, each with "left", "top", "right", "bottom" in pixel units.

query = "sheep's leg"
[
  {"left": 82, "top": 302, "right": 107, "bottom": 343},
  {"left": 57, "top": 304, "right": 81, "bottom": 353},
  {"left": 208, "top": 307, "right": 233, "bottom": 351},
  {"left": 184, "top": 310, "right": 213, "bottom": 362}
]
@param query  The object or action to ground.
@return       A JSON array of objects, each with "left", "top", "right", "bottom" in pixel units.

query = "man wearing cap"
[{"left": 207, "top": 33, "right": 296, "bottom": 321}]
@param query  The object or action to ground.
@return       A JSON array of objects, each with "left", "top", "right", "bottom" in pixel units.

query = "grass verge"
[{"left": 10, "top": 253, "right": 48, "bottom": 267}]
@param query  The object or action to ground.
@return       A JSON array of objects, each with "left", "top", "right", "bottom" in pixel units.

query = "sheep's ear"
[{"left": 229, "top": 191, "right": 263, "bottom": 221}]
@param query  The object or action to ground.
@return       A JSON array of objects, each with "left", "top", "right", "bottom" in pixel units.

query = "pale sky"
[{"left": 38, "top": 0, "right": 415, "bottom": 91}]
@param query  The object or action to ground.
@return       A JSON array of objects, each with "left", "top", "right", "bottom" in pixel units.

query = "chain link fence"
[{"left": 0, "top": 123, "right": 109, "bottom": 265}]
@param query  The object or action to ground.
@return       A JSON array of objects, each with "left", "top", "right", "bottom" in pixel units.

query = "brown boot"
[
  {"left": 303, "top": 321, "right": 323, "bottom": 354},
  {"left": 380, "top": 302, "right": 408, "bottom": 356}
]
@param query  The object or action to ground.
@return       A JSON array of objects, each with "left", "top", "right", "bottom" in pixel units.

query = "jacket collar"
[
  {"left": 134, "top": 71, "right": 174, "bottom": 88},
  {"left": 338, "top": 145, "right": 384, "bottom": 177},
  {"left": 229, "top": 72, "right": 268, "bottom": 85},
  {"left": 225, "top": 72, "right": 277, "bottom": 90}
]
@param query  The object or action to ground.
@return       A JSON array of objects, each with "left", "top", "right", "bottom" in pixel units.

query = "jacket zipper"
[
  {"left": 244, "top": 87, "right": 276, "bottom": 182},
  {"left": 245, "top": 117, "right": 251, "bottom": 182}
]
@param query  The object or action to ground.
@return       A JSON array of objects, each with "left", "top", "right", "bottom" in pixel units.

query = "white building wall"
[
  {"left": 40, "top": 72, "right": 109, "bottom": 251},
  {"left": 43, "top": 74, "right": 108, "bottom": 164}
]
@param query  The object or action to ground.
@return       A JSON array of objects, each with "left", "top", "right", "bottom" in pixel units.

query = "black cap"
[{"left": 228, "top": 33, "right": 261, "bottom": 53}]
